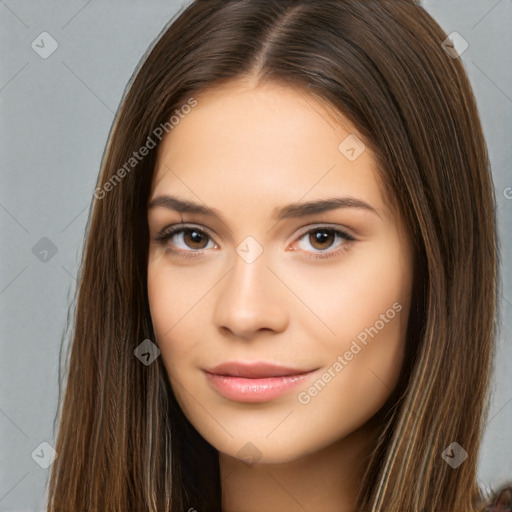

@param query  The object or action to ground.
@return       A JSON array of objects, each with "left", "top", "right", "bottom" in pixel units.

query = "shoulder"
[{"left": 480, "top": 484, "right": 512, "bottom": 512}]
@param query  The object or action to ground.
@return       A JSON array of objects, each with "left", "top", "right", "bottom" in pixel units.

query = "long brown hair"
[{"left": 47, "top": 1, "right": 502, "bottom": 510}]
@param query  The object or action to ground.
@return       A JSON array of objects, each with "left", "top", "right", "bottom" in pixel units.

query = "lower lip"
[{"left": 204, "top": 371, "right": 315, "bottom": 402}]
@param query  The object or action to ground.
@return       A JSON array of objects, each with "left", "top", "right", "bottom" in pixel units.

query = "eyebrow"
[{"left": 148, "top": 194, "right": 380, "bottom": 221}]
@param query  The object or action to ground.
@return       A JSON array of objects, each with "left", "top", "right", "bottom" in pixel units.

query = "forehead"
[{"left": 150, "top": 80, "right": 389, "bottom": 217}]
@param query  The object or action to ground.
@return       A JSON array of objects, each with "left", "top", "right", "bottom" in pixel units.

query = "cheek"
[
  {"left": 147, "top": 263, "right": 217, "bottom": 426},
  {"left": 288, "top": 235, "right": 411, "bottom": 355},
  {"left": 147, "top": 255, "right": 201, "bottom": 335},
  {"left": 291, "top": 261, "right": 410, "bottom": 442},
  {"left": 289, "top": 235, "right": 411, "bottom": 407},
  {"left": 147, "top": 260, "right": 214, "bottom": 370},
  {"left": 147, "top": 262, "right": 174, "bottom": 341},
  {"left": 293, "top": 313, "right": 406, "bottom": 451}
]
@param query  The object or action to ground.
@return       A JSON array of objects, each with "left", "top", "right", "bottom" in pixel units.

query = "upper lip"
[{"left": 204, "top": 361, "right": 315, "bottom": 379}]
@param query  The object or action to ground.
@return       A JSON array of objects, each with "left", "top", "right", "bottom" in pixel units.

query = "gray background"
[{"left": 0, "top": 0, "right": 510, "bottom": 510}]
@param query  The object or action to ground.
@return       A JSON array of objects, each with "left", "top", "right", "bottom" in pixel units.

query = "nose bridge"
[
  {"left": 226, "top": 233, "right": 272, "bottom": 297},
  {"left": 231, "top": 247, "right": 268, "bottom": 298},
  {"left": 212, "top": 240, "right": 288, "bottom": 337},
  {"left": 226, "top": 245, "right": 274, "bottom": 310}
]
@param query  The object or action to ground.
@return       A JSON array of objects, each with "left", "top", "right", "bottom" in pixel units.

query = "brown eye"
[
  {"left": 182, "top": 229, "right": 209, "bottom": 249},
  {"left": 294, "top": 226, "right": 355, "bottom": 260},
  {"left": 308, "top": 229, "right": 336, "bottom": 250},
  {"left": 154, "top": 225, "right": 217, "bottom": 256}
]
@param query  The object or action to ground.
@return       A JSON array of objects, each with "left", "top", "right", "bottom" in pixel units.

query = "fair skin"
[{"left": 147, "top": 78, "right": 413, "bottom": 512}]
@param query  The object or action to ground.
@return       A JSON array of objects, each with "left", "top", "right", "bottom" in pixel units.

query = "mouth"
[{"left": 203, "top": 361, "right": 318, "bottom": 402}]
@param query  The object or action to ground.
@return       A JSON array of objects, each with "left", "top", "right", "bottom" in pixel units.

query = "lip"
[{"left": 203, "top": 361, "right": 318, "bottom": 402}]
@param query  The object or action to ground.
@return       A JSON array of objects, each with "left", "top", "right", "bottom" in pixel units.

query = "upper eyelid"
[
  {"left": 295, "top": 223, "right": 355, "bottom": 239},
  {"left": 157, "top": 223, "right": 217, "bottom": 239}
]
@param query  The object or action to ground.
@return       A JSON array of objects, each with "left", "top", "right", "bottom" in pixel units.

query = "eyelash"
[{"left": 154, "top": 223, "right": 356, "bottom": 261}]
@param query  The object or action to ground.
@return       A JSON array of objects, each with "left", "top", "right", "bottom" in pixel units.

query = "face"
[{"left": 147, "top": 79, "right": 413, "bottom": 464}]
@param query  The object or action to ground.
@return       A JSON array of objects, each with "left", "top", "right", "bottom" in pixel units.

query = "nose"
[{"left": 212, "top": 249, "right": 289, "bottom": 340}]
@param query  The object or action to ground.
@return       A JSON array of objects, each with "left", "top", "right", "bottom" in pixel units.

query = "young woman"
[{"left": 47, "top": 1, "right": 511, "bottom": 510}]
